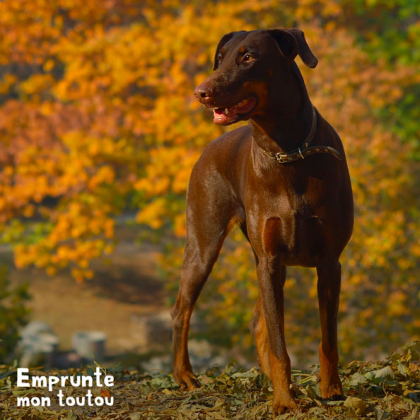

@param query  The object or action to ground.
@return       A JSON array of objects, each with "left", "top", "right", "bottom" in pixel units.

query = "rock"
[
  {"left": 72, "top": 331, "right": 106, "bottom": 362},
  {"left": 19, "top": 321, "right": 59, "bottom": 368},
  {"left": 130, "top": 310, "right": 205, "bottom": 350}
]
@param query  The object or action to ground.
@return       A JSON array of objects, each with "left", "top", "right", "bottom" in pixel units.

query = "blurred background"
[{"left": 0, "top": 0, "right": 419, "bottom": 371}]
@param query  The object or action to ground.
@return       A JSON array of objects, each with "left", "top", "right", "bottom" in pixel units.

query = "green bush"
[{"left": 0, "top": 266, "right": 31, "bottom": 363}]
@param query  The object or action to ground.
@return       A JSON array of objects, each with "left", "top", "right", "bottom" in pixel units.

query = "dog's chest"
[{"left": 245, "top": 178, "right": 331, "bottom": 265}]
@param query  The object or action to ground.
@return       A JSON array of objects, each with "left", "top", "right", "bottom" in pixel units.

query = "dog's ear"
[
  {"left": 213, "top": 31, "right": 246, "bottom": 70},
  {"left": 267, "top": 28, "right": 318, "bottom": 68}
]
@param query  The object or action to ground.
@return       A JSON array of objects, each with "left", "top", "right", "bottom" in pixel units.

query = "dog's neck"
[{"left": 249, "top": 62, "right": 314, "bottom": 154}]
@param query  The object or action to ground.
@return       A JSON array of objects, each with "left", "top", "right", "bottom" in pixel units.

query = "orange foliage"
[{"left": 0, "top": 0, "right": 419, "bottom": 360}]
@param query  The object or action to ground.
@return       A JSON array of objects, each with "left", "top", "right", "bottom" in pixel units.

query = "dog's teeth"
[{"left": 225, "top": 108, "right": 229, "bottom": 115}]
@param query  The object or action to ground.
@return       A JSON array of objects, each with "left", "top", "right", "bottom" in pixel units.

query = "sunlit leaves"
[{"left": 0, "top": 0, "right": 419, "bottom": 361}]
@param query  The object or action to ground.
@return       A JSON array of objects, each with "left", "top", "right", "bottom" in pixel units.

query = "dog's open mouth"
[{"left": 211, "top": 97, "right": 257, "bottom": 125}]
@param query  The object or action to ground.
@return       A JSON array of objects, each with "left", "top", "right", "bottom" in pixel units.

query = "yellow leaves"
[
  {"left": 88, "top": 166, "right": 115, "bottom": 190},
  {"left": 172, "top": 169, "right": 190, "bottom": 194},
  {"left": 136, "top": 177, "right": 170, "bottom": 197},
  {"left": 359, "top": 212, "right": 405, "bottom": 269},
  {"left": 389, "top": 291, "right": 409, "bottom": 317},
  {"left": 13, "top": 244, "right": 29, "bottom": 269},
  {"left": 136, "top": 198, "right": 167, "bottom": 229},
  {"left": 411, "top": 243, "right": 420, "bottom": 258},
  {"left": 104, "top": 244, "right": 114, "bottom": 255},
  {"left": 39, "top": 101, "right": 55, "bottom": 116},
  {"left": 0, "top": 0, "right": 419, "bottom": 364},
  {"left": 135, "top": 147, "right": 200, "bottom": 200},
  {"left": 43, "top": 59, "right": 55, "bottom": 72},
  {"left": 173, "top": 214, "right": 186, "bottom": 237},
  {"left": 71, "top": 268, "right": 94, "bottom": 283},
  {"left": 308, "top": 276, "right": 318, "bottom": 299},
  {"left": 22, "top": 205, "right": 35, "bottom": 218},
  {"left": 11, "top": 199, "right": 115, "bottom": 282},
  {"left": 0, "top": 74, "right": 17, "bottom": 94},
  {"left": 104, "top": 219, "right": 114, "bottom": 239},
  {"left": 0, "top": 197, "right": 7, "bottom": 214},
  {"left": 16, "top": 235, "right": 107, "bottom": 281},
  {"left": 54, "top": 205, "right": 112, "bottom": 240},
  {"left": 349, "top": 273, "right": 367, "bottom": 286}
]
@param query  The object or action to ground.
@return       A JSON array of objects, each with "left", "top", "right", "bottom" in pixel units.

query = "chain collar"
[{"left": 258, "top": 105, "right": 342, "bottom": 163}]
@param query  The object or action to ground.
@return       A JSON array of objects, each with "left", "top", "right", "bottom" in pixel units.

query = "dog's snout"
[{"left": 194, "top": 84, "right": 213, "bottom": 101}]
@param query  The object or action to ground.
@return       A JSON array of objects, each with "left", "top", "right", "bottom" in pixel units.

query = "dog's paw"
[
  {"left": 272, "top": 392, "right": 297, "bottom": 418},
  {"left": 319, "top": 379, "right": 343, "bottom": 400},
  {"left": 174, "top": 369, "right": 201, "bottom": 391}
]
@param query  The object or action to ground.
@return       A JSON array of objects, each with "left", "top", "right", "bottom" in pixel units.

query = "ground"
[
  {"left": 1, "top": 343, "right": 420, "bottom": 419},
  {"left": 2, "top": 224, "right": 167, "bottom": 355}
]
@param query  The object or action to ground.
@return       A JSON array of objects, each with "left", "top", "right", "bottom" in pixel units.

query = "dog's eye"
[{"left": 243, "top": 53, "right": 254, "bottom": 62}]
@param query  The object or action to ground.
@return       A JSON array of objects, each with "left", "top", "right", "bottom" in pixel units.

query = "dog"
[{"left": 171, "top": 28, "right": 354, "bottom": 415}]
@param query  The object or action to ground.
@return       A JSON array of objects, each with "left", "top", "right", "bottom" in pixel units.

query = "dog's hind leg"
[{"left": 317, "top": 260, "right": 344, "bottom": 399}]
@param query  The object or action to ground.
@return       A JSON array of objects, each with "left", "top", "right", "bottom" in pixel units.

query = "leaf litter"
[{"left": 1, "top": 342, "right": 420, "bottom": 419}]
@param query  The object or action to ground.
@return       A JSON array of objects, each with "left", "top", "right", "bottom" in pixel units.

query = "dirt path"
[{"left": 4, "top": 225, "right": 168, "bottom": 355}]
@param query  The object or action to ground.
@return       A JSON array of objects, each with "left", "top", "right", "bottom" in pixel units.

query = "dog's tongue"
[{"left": 213, "top": 97, "right": 256, "bottom": 124}]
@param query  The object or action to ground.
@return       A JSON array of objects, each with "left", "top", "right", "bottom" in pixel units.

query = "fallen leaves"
[{"left": 1, "top": 344, "right": 420, "bottom": 419}]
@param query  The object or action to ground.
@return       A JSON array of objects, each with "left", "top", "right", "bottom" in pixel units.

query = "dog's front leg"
[
  {"left": 257, "top": 257, "right": 297, "bottom": 415},
  {"left": 317, "top": 261, "right": 344, "bottom": 399},
  {"left": 171, "top": 190, "right": 231, "bottom": 391},
  {"left": 170, "top": 247, "right": 214, "bottom": 391},
  {"left": 251, "top": 265, "right": 287, "bottom": 381}
]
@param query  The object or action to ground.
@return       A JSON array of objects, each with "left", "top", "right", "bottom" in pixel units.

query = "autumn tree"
[{"left": 0, "top": 0, "right": 419, "bottom": 361}]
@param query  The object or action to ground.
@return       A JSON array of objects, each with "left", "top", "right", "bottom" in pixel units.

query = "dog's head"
[{"left": 194, "top": 29, "right": 318, "bottom": 126}]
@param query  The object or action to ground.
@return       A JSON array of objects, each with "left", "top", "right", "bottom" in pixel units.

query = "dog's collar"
[{"left": 259, "top": 105, "right": 342, "bottom": 164}]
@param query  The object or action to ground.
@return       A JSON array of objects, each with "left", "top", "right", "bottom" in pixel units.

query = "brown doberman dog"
[{"left": 171, "top": 28, "right": 354, "bottom": 416}]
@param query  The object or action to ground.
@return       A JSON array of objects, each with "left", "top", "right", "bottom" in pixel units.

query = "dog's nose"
[{"left": 194, "top": 84, "right": 213, "bottom": 101}]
